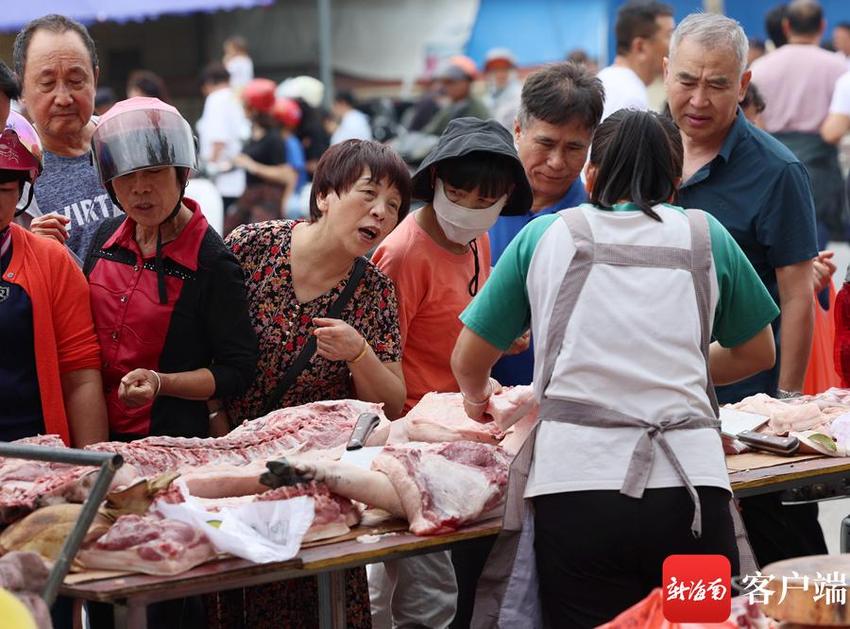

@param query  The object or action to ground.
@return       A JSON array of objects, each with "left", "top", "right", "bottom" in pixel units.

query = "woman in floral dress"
[{"left": 209, "top": 139, "right": 412, "bottom": 628}]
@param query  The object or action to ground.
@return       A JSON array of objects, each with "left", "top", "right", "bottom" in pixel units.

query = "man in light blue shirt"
[{"left": 487, "top": 62, "right": 604, "bottom": 387}]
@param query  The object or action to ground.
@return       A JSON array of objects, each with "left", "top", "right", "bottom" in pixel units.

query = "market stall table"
[
  {"left": 728, "top": 453, "right": 850, "bottom": 499},
  {"left": 60, "top": 517, "right": 502, "bottom": 629},
  {"left": 57, "top": 455, "right": 850, "bottom": 628}
]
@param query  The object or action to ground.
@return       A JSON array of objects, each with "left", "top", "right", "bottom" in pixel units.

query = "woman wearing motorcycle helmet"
[
  {"left": 0, "top": 110, "right": 107, "bottom": 446},
  {"left": 80, "top": 97, "right": 257, "bottom": 440},
  {"left": 226, "top": 77, "right": 292, "bottom": 232}
]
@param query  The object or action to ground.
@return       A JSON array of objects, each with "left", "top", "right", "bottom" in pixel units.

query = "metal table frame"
[{"left": 0, "top": 441, "right": 122, "bottom": 606}]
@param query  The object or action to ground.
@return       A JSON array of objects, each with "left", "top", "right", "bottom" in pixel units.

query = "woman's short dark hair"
[
  {"left": 420, "top": 152, "right": 516, "bottom": 202},
  {"left": 588, "top": 109, "right": 683, "bottom": 222},
  {"left": 309, "top": 140, "right": 412, "bottom": 223}
]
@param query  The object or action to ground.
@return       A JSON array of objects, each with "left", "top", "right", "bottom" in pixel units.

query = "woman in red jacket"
[{"left": 0, "top": 110, "right": 107, "bottom": 446}]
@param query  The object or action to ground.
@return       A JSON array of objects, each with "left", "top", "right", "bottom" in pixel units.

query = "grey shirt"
[{"left": 27, "top": 149, "right": 122, "bottom": 259}]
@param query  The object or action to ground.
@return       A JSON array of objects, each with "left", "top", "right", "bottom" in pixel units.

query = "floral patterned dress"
[
  {"left": 209, "top": 220, "right": 402, "bottom": 629},
  {"left": 224, "top": 220, "right": 401, "bottom": 421}
]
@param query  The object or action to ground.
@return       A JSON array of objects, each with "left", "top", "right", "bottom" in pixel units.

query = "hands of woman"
[
  {"left": 313, "top": 318, "right": 369, "bottom": 363},
  {"left": 118, "top": 368, "right": 161, "bottom": 407},
  {"left": 30, "top": 213, "right": 70, "bottom": 244},
  {"left": 462, "top": 377, "right": 502, "bottom": 422}
]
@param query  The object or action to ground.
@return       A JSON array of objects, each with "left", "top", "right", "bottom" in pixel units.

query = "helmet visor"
[{"left": 92, "top": 108, "right": 197, "bottom": 185}]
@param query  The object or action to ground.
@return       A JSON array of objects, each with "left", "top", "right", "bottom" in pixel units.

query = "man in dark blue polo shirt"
[
  {"left": 488, "top": 62, "right": 604, "bottom": 387},
  {"left": 666, "top": 12, "right": 823, "bottom": 567}
]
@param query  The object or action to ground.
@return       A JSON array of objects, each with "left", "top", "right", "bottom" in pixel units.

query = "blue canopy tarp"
[{"left": 1, "top": 0, "right": 273, "bottom": 32}]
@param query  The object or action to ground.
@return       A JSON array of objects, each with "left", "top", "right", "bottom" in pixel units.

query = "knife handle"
[
  {"left": 347, "top": 413, "right": 381, "bottom": 450},
  {"left": 738, "top": 431, "right": 800, "bottom": 456}
]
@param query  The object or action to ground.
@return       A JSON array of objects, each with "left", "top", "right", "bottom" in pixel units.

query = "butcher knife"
[
  {"left": 340, "top": 413, "right": 384, "bottom": 469},
  {"left": 719, "top": 408, "right": 769, "bottom": 438}
]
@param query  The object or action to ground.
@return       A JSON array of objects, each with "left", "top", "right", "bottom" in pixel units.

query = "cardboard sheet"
[{"left": 725, "top": 452, "right": 822, "bottom": 472}]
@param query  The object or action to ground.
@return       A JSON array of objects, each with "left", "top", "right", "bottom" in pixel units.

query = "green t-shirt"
[{"left": 461, "top": 203, "right": 779, "bottom": 352}]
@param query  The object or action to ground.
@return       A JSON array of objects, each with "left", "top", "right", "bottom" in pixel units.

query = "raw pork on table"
[
  {"left": 371, "top": 441, "right": 511, "bottom": 535},
  {"left": 87, "top": 400, "right": 389, "bottom": 476},
  {"left": 399, "top": 385, "right": 536, "bottom": 444},
  {"left": 77, "top": 514, "right": 216, "bottom": 576}
]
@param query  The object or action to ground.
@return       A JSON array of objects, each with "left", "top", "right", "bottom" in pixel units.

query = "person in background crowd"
[
  {"left": 598, "top": 1, "right": 674, "bottom": 121},
  {"left": 750, "top": 0, "right": 847, "bottom": 246},
  {"left": 293, "top": 96, "right": 331, "bottom": 178},
  {"left": 423, "top": 56, "right": 490, "bottom": 136},
  {"left": 765, "top": 3, "right": 789, "bottom": 48},
  {"left": 565, "top": 48, "right": 600, "bottom": 74},
  {"left": 94, "top": 87, "right": 115, "bottom": 116},
  {"left": 331, "top": 90, "right": 372, "bottom": 144},
  {"left": 13, "top": 14, "right": 121, "bottom": 254},
  {"left": 482, "top": 47, "right": 522, "bottom": 131},
  {"left": 226, "top": 78, "right": 289, "bottom": 232},
  {"left": 271, "top": 96, "right": 309, "bottom": 218},
  {"left": 488, "top": 62, "right": 604, "bottom": 388},
  {"left": 742, "top": 83, "right": 767, "bottom": 128},
  {"left": 0, "top": 106, "right": 107, "bottom": 448},
  {"left": 833, "top": 21, "right": 850, "bottom": 67},
  {"left": 372, "top": 117, "right": 533, "bottom": 629},
  {"left": 223, "top": 35, "right": 254, "bottom": 91},
  {"left": 126, "top": 69, "right": 170, "bottom": 102},
  {"left": 211, "top": 140, "right": 410, "bottom": 629},
  {"left": 821, "top": 70, "right": 850, "bottom": 144},
  {"left": 665, "top": 11, "right": 824, "bottom": 569},
  {"left": 452, "top": 107, "right": 777, "bottom": 629},
  {"left": 405, "top": 76, "right": 442, "bottom": 132},
  {"left": 748, "top": 37, "right": 767, "bottom": 66},
  {"left": 197, "top": 62, "right": 247, "bottom": 214}
]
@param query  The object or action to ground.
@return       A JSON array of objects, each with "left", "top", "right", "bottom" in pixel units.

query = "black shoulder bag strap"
[{"left": 260, "top": 256, "right": 368, "bottom": 416}]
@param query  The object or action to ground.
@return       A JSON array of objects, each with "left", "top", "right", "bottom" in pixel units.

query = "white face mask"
[{"left": 432, "top": 179, "right": 507, "bottom": 245}]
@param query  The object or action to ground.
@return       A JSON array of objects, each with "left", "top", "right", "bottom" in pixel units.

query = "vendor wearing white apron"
[{"left": 451, "top": 109, "right": 779, "bottom": 628}]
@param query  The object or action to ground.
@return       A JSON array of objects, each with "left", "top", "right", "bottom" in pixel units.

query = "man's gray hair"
[{"left": 669, "top": 13, "right": 749, "bottom": 76}]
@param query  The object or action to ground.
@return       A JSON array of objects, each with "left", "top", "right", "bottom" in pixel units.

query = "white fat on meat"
[
  {"left": 733, "top": 393, "right": 825, "bottom": 434},
  {"left": 487, "top": 385, "right": 537, "bottom": 431},
  {"left": 77, "top": 514, "right": 216, "bottom": 576},
  {"left": 371, "top": 442, "right": 511, "bottom": 535},
  {"left": 404, "top": 393, "right": 503, "bottom": 444}
]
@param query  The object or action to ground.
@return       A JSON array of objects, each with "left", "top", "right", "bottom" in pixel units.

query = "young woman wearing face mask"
[
  {"left": 370, "top": 116, "right": 531, "bottom": 629},
  {"left": 373, "top": 117, "right": 532, "bottom": 412}
]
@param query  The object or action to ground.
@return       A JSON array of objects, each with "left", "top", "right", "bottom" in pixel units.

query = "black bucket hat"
[{"left": 411, "top": 117, "right": 533, "bottom": 216}]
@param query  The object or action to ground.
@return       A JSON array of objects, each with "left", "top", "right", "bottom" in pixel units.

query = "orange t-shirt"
[{"left": 373, "top": 213, "right": 491, "bottom": 412}]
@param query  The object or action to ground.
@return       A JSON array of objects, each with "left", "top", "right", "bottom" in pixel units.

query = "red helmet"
[
  {"left": 0, "top": 111, "right": 43, "bottom": 184},
  {"left": 242, "top": 78, "right": 277, "bottom": 113},
  {"left": 271, "top": 97, "right": 302, "bottom": 129}
]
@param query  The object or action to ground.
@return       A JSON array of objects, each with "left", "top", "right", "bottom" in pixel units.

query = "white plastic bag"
[{"left": 156, "top": 481, "right": 314, "bottom": 563}]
